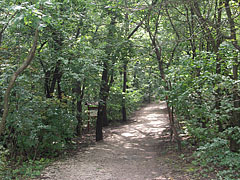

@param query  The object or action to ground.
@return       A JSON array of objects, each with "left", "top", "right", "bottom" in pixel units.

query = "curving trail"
[{"left": 37, "top": 102, "right": 177, "bottom": 180}]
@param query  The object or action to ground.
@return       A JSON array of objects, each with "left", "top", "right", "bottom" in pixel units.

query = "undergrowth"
[
  {"left": 192, "top": 137, "right": 240, "bottom": 180},
  {"left": 0, "top": 144, "right": 52, "bottom": 180}
]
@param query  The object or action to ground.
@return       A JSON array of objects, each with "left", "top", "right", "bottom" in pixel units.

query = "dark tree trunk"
[
  {"left": 76, "top": 100, "right": 83, "bottom": 136},
  {"left": 74, "top": 81, "right": 85, "bottom": 136},
  {"left": 122, "top": 63, "right": 127, "bottom": 122},
  {"left": 57, "top": 73, "right": 62, "bottom": 99},
  {"left": 42, "top": 28, "right": 63, "bottom": 99},
  {"left": 48, "top": 60, "right": 61, "bottom": 98},
  {"left": 215, "top": 54, "right": 223, "bottom": 132},
  {"left": 96, "top": 104, "right": 103, "bottom": 141},
  {"left": 96, "top": 64, "right": 108, "bottom": 141},
  {"left": 45, "top": 71, "right": 51, "bottom": 98},
  {"left": 96, "top": 15, "right": 117, "bottom": 140},
  {"left": 43, "top": 62, "right": 62, "bottom": 99},
  {"left": 148, "top": 67, "right": 152, "bottom": 103},
  {"left": 224, "top": 0, "right": 240, "bottom": 152},
  {"left": 215, "top": 1, "right": 224, "bottom": 132},
  {"left": 230, "top": 53, "right": 240, "bottom": 152},
  {"left": 186, "top": 7, "right": 196, "bottom": 59},
  {"left": 102, "top": 97, "right": 108, "bottom": 127}
]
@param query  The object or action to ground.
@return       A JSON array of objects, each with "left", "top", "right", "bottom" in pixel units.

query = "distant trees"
[
  {"left": 142, "top": 0, "right": 239, "bottom": 178},
  {"left": 0, "top": 0, "right": 239, "bottom": 178},
  {"left": 0, "top": 0, "right": 150, "bottom": 155}
]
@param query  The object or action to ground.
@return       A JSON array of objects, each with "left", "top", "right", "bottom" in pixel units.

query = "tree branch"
[
  {"left": 127, "top": 18, "right": 144, "bottom": 39},
  {"left": 0, "top": 29, "right": 39, "bottom": 135}
]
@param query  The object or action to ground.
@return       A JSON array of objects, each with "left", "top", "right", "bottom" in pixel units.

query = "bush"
[
  {"left": 193, "top": 137, "right": 240, "bottom": 179},
  {"left": 4, "top": 95, "right": 76, "bottom": 159}
]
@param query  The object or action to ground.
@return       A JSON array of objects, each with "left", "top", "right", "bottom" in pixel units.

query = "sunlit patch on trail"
[
  {"left": 146, "top": 114, "right": 160, "bottom": 120},
  {"left": 121, "top": 132, "right": 135, "bottom": 137},
  {"left": 148, "top": 120, "right": 166, "bottom": 125},
  {"left": 145, "top": 156, "right": 153, "bottom": 159},
  {"left": 135, "top": 124, "right": 144, "bottom": 128},
  {"left": 144, "top": 106, "right": 159, "bottom": 110},
  {"left": 38, "top": 102, "right": 172, "bottom": 180},
  {"left": 151, "top": 175, "right": 169, "bottom": 180},
  {"left": 123, "top": 142, "right": 132, "bottom": 148},
  {"left": 146, "top": 113, "right": 168, "bottom": 119}
]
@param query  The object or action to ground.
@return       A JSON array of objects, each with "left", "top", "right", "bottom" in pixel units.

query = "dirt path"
[{"left": 37, "top": 102, "right": 179, "bottom": 180}]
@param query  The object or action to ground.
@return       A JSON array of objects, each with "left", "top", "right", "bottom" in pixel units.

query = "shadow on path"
[{"left": 37, "top": 102, "right": 175, "bottom": 180}]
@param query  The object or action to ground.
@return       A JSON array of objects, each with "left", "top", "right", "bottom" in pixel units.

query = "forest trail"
[{"left": 37, "top": 102, "right": 182, "bottom": 180}]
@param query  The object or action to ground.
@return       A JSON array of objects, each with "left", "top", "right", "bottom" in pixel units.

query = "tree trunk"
[
  {"left": 57, "top": 73, "right": 62, "bottom": 99},
  {"left": 230, "top": 52, "right": 240, "bottom": 152},
  {"left": 148, "top": 67, "right": 152, "bottom": 103},
  {"left": 102, "top": 65, "right": 110, "bottom": 127},
  {"left": 102, "top": 96, "right": 108, "bottom": 127},
  {"left": 224, "top": 0, "right": 240, "bottom": 152},
  {"left": 215, "top": 54, "right": 223, "bottom": 132},
  {"left": 122, "top": 63, "right": 127, "bottom": 122},
  {"left": 42, "top": 29, "right": 63, "bottom": 99},
  {"left": 74, "top": 81, "right": 85, "bottom": 136},
  {"left": 96, "top": 64, "right": 108, "bottom": 141},
  {"left": 44, "top": 71, "right": 51, "bottom": 98},
  {"left": 49, "top": 61, "right": 61, "bottom": 95}
]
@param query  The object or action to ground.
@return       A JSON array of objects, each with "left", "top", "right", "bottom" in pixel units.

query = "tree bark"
[{"left": 96, "top": 63, "right": 108, "bottom": 141}]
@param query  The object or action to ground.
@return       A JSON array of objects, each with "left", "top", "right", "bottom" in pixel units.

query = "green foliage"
[
  {"left": 108, "top": 84, "right": 145, "bottom": 122},
  {"left": 5, "top": 94, "right": 76, "bottom": 158},
  {"left": 1, "top": 0, "right": 240, "bottom": 179},
  {"left": 125, "top": 88, "right": 145, "bottom": 112},
  {"left": 166, "top": 47, "right": 239, "bottom": 142},
  {"left": 0, "top": 157, "right": 51, "bottom": 180},
  {"left": 0, "top": 144, "right": 9, "bottom": 177},
  {"left": 193, "top": 136, "right": 240, "bottom": 179},
  {"left": 108, "top": 85, "right": 123, "bottom": 122}
]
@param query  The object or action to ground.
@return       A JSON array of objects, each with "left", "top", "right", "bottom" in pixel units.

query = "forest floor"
[{"left": 35, "top": 102, "right": 203, "bottom": 180}]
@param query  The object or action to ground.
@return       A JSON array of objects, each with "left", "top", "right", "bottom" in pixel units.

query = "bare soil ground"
[{"left": 36, "top": 102, "right": 198, "bottom": 180}]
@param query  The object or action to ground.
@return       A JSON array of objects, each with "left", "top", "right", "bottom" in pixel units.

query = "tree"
[
  {"left": 145, "top": 1, "right": 182, "bottom": 151},
  {"left": 0, "top": 29, "right": 38, "bottom": 135},
  {"left": 224, "top": 0, "right": 240, "bottom": 152},
  {"left": 96, "top": 13, "right": 117, "bottom": 141}
]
